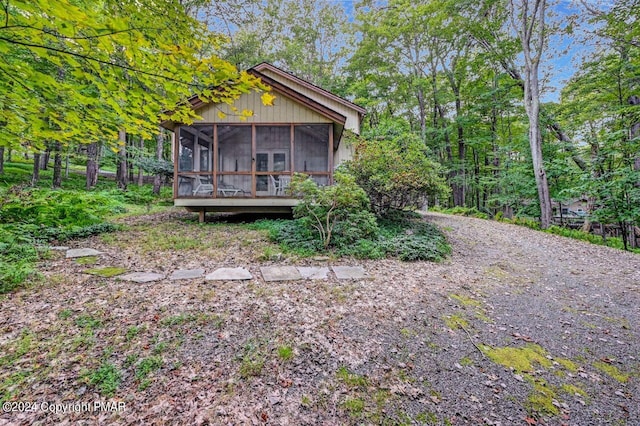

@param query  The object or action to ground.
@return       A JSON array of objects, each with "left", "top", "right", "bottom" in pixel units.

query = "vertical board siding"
[
  {"left": 194, "top": 91, "right": 332, "bottom": 124},
  {"left": 259, "top": 69, "right": 361, "bottom": 134}
]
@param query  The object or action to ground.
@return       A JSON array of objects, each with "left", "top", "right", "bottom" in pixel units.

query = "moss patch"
[
  {"left": 450, "top": 293, "right": 482, "bottom": 308},
  {"left": 481, "top": 343, "right": 552, "bottom": 373},
  {"left": 75, "top": 256, "right": 98, "bottom": 265},
  {"left": 83, "top": 267, "right": 128, "bottom": 278},
  {"left": 561, "top": 383, "right": 588, "bottom": 398},
  {"left": 593, "top": 361, "right": 629, "bottom": 383},
  {"left": 443, "top": 313, "right": 469, "bottom": 330},
  {"left": 527, "top": 379, "right": 559, "bottom": 416},
  {"left": 556, "top": 357, "right": 578, "bottom": 372}
]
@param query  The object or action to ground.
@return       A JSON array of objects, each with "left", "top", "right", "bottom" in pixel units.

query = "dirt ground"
[{"left": 0, "top": 210, "right": 638, "bottom": 425}]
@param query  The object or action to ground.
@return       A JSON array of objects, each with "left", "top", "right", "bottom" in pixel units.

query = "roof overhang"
[
  {"left": 161, "top": 67, "right": 349, "bottom": 131},
  {"left": 251, "top": 62, "right": 366, "bottom": 116}
]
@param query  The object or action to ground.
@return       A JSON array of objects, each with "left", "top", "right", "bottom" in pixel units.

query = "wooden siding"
[
  {"left": 192, "top": 91, "right": 332, "bottom": 125},
  {"left": 259, "top": 69, "right": 361, "bottom": 134}
]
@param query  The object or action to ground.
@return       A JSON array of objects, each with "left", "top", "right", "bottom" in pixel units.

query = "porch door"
[{"left": 256, "top": 150, "right": 288, "bottom": 195}]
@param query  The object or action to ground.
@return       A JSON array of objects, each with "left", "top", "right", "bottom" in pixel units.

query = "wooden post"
[
  {"left": 199, "top": 210, "right": 205, "bottom": 223},
  {"left": 213, "top": 124, "right": 218, "bottom": 197}
]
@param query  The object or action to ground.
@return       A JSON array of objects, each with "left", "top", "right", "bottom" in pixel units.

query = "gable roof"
[
  {"left": 162, "top": 62, "right": 363, "bottom": 131},
  {"left": 251, "top": 62, "right": 366, "bottom": 116},
  {"left": 247, "top": 69, "right": 346, "bottom": 125}
]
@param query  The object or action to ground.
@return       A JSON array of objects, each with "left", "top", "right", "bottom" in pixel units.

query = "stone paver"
[
  {"left": 332, "top": 266, "right": 367, "bottom": 280},
  {"left": 50, "top": 246, "right": 70, "bottom": 251},
  {"left": 169, "top": 269, "right": 206, "bottom": 280},
  {"left": 261, "top": 266, "right": 302, "bottom": 282},
  {"left": 298, "top": 266, "right": 330, "bottom": 280},
  {"left": 205, "top": 267, "right": 252, "bottom": 281},
  {"left": 66, "top": 248, "right": 103, "bottom": 258},
  {"left": 119, "top": 272, "right": 165, "bottom": 283}
]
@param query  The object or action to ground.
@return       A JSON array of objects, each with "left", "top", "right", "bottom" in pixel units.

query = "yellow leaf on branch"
[{"left": 261, "top": 92, "right": 276, "bottom": 106}]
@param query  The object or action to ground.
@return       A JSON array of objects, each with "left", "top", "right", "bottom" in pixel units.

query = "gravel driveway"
[{"left": 1, "top": 211, "right": 638, "bottom": 425}]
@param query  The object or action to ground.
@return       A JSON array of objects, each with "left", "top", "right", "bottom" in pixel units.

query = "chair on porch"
[
  {"left": 269, "top": 175, "right": 290, "bottom": 196},
  {"left": 192, "top": 176, "right": 213, "bottom": 196},
  {"left": 217, "top": 181, "right": 243, "bottom": 197}
]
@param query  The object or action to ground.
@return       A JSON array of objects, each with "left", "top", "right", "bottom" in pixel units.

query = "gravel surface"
[{"left": 0, "top": 210, "right": 638, "bottom": 425}]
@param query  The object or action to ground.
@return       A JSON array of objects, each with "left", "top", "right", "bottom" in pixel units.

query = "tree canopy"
[{"left": 0, "top": 0, "right": 266, "bottom": 150}]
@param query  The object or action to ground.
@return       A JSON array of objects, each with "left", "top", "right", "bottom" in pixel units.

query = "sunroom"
[
  {"left": 164, "top": 63, "right": 365, "bottom": 219},
  {"left": 175, "top": 123, "right": 333, "bottom": 198}
]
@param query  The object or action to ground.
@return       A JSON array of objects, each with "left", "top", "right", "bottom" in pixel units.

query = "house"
[
  {"left": 552, "top": 197, "right": 589, "bottom": 217},
  {"left": 161, "top": 62, "right": 365, "bottom": 221}
]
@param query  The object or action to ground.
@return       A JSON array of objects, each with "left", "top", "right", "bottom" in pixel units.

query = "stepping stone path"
[
  {"left": 65, "top": 247, "right": 368, "bottom": 282},
  {"left": 119, "top": 272, "right": 166, "bottom": 283},
  {"left": 261, "top": 266, "right": 302, "bottom": 282},
  {"left": 170, "top": 269, "right": 206, "bottom": 280},
  {"left": 298, "top": 266, "right": 330, "bottom": 280},
  {"left": 206, "top": 267, "right": 252, "bottom": 281},
  {"left": 66, "top": 248, "right": 103, "bottom": 258},
  {"left": 332, "top": 266, "right": 368, "bottom": 280}
]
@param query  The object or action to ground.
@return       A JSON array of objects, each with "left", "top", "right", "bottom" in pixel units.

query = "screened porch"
[{"left": 174, "top": 123, "right": 333, "bottom": 199}]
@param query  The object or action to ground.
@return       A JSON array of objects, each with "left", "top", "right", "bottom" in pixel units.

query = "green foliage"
[
  {"left": 135, "top": 356, "right": 163, "bottom": 381},
  {"left": 89, "top": 362, "right": 121, "bottom": 397},
  {"left": 256, "top": 210, "right": 450, "bottom": 261},
  {"left": 0, "top": 187, "right": 122, "bottom": 228},
  {"left": 0, "top": 235, "right": 40, "bottom": 293},
  {"left": 346, "top": 134, "right": 450, "bottom": 215},
  {"left": 0, "top": 180, "right": 128, "bottom": 293},
  {"left": 290, "top": 172, "right": 378, "bottom": 249},
  {"left": 0, "top": 0, "right": 266, "bottom": 150},
  {"left": 432, "top": 206, "right": 489, "bottom": 219},
  {"left": 277, "top": 345, "right": 294, "bottom": 362}
]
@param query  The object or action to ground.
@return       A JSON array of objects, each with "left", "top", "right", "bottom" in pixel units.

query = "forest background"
[{"left": 0, "top": 0, "right": 638, "bottom": 248}]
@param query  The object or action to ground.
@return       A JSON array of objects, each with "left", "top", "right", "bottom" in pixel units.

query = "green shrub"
[
  {"left": 443, "top": 206, "right": 489, "bottom": 219},
  {"left": 0, "top": 187, "right": 122, "bottom": 227},
  {"left": 255, "top": 209, "right": 450, "bottom": 262},
  {"left": 0, "top": 230, "right": 40, "bottom": 293},
  {"left": 345, "top": 132, "right": 449, "bottom": 215},
  {"left": 0, "top": 187, "right": 122, "bottom": 292},
  {"left": 290, "top": 172, "right": 378, "bottom": 249}
]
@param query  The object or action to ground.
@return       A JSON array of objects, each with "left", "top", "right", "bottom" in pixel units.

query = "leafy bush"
[
  {"left": 0, "top": 187, "right": 123, "bottom": 293},
  {"left": 290, "top": 172, "right": 378, "bottom": 249},
  {"left": 0, "top": 187, "right": 123, "bottom": 227},
  {"left": 255, "top": 209, "right": 450, "bottom": 261},
  {"left": 0, "top": 236, "right": 40, "bottom": 293},
  {"left": 345, "top": 132, "right": 449, "bottom": 215},
  {"left": 378, "top": 212, "right": 451, "bottom": 261},
  {"left": 433, "top": 206, "right": 489, "bottom": 219}
]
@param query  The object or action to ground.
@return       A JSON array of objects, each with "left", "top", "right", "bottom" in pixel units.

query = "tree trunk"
[
  {"left": 514, "top": 0, "right": 552, "bottom": 229},
  {"left": 86, "top": 142, "right": 99, "bottom": 189},
  {"left": 153, "top": 129, "right": 165, "bottom": 195},
  {"left": 630, "top": 95, "right": 640, "bottom": 179},
  {"left": 32, "top": 152, "right": 41, "bottom": 186},
  {"left": 453, "top": 89, "right": 465, "bottom": 207},
  {"left": 52, "top": 143, "right": 62, "bottom": 188},
  {"left": 40, "top": 148, "right": 50, "bottom": 170},
  {"left": 0, "top": 147, "right": 4, "bottom": 174},
  {"left": 137, "top": 138, "right": 144, "bottom": 186},
  {"left": 116, "top": 130, "right": 128, "bottom": 190}
]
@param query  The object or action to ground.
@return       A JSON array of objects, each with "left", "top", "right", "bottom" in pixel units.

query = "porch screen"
[
  {"left": 294, "top": 125, "right": 329, "bottom": 172},
  {"left": 178, "top": 125, "right": 212, "bottom": 172},
  {"left": 217, "top": 125, "right": 251, "bottom": 196},
  {"left": 177, "top": 125, "right": 213, "bottom": 197}
]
